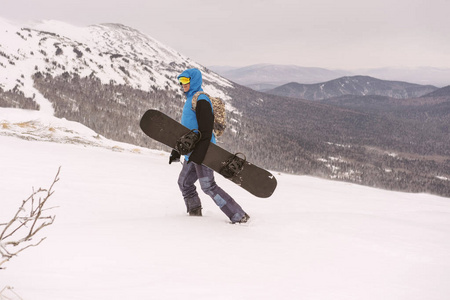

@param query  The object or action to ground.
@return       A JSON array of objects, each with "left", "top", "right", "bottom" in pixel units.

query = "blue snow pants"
[{"left": 177, "top": 161, "right": 246, "bottom": 223}]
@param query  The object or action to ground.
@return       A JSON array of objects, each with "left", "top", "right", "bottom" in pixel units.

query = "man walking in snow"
[{"left": 169, "top": 68, "right": 249, "bottom": 224}]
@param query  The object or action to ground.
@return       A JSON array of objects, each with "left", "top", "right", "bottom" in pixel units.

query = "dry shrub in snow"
[{"left": 0, "top": 167, "right": 60, "bottom": 269}]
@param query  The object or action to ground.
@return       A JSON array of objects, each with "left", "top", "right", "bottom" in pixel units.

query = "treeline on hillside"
[
  {"left": 319, "top": 94, "right": 450, "bottom": 156},
  {"left": 226, "top": 83, "right": 450, "bottom": 197},
  {"left": 0, "top": 87, "right": 40, "bottom": 110},
  {"left": 229, "top": 106, "right": 450, "bottom": 197},
  {"left": 33, "top": 72, "right": 183, "bottom": 151},
  {"left": 229, "top": 85, "right": 450, "bottom": 157}
]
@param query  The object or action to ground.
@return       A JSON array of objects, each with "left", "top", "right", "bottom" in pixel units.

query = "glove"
[{"left": 169, "top": 149, "right": 181, "bottom": 164}]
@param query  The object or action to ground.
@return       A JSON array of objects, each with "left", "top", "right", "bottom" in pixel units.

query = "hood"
[{"left": 178, "top": 68, "right": 203, "bottom": 98}]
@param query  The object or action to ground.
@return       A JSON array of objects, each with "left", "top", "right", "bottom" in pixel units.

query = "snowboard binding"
[
  {"left": 175, "top": 129, "right": 201, "bottom": 155},
  {"left": 220, "top": 153, "right": 246, "bottom": 179}
]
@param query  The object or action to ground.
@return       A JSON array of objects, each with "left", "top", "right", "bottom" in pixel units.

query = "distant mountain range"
[
  {"left": 265, "top": 75, "right": 438, "bottom": 100},
  {"left": 208, "top": 64, "right": 349, "bottom": 91},
  {"left": 209, "top": 64, "right": 450, "bottom": 90}
]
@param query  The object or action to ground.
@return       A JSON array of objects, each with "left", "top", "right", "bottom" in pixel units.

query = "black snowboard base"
[{"left": 140, "top": 109, "right": 277, "bottom": 198}]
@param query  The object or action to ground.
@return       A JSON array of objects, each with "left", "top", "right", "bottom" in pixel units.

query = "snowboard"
[{"left": 140, "top": 109, "right": 277, "bottom": 198}]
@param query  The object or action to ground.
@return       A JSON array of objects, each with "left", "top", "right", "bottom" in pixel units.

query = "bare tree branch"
[
  {"left": 0, "top": 167, "right": 61, "bottom": 270},
  {"left": 0, "top": 285, "right": 23, "bottom": 300}
]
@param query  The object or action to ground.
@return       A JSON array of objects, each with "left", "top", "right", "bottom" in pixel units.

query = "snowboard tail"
[{"left": 140, "top": 109, "right": 277, "bottom": 198}]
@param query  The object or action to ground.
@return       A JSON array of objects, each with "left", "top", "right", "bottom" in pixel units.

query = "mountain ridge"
[
  {"left": 209, "top": 64, "right": 450, "bottom": 90},
  {"left": 265, "top": 75, "right": 438, "bottom": 101},
  {"left": 0, "top": 19, "right": 232, "bottom": 104},
  {"left": 208, "top": 64, "right": 350, "bottom": 90}
]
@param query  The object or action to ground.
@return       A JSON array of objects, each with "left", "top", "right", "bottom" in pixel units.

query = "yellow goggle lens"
[{"left": 179, "top": 77, "right": 190, "bottom": 85}]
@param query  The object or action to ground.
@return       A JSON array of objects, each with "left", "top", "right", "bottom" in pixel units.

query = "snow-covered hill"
[
  {"left": 1, "top": 107, "right": 450, "bottom": 300},
  {"left": 0, "top": 18, "right": 232, "bottom": 113}
]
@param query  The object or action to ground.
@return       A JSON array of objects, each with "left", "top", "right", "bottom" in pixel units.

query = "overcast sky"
[{"left": 2, "top": 0, "right": 450, "bottom": 69}]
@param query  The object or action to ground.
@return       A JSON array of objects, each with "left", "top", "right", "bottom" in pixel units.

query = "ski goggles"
[{"left": 179, "top": 77, "right": 190, "bottom": 85}]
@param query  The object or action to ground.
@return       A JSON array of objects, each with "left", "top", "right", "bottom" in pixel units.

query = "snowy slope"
[
  {"left": 1, "top": 107, "right": 450, "bottom": 300},
  {"left": 0, "top": 17, "right": 233, "bottom": 115}
]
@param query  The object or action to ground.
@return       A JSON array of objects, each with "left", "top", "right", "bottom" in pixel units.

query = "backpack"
[{"left": 192, "top": 91, "right": 226, "bottom": 137}]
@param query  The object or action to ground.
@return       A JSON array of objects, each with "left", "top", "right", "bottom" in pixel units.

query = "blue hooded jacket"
[{"left": 177, "top": 68, "right": 216, "bottom": 161}]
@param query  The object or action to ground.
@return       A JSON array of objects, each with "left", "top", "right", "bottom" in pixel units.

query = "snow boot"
[
  {"left": 232, "top": 213, "right": 250, "bottom": 224},
  {"left": 189, "top": 207, "right": 202, "bottom": 216}
]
